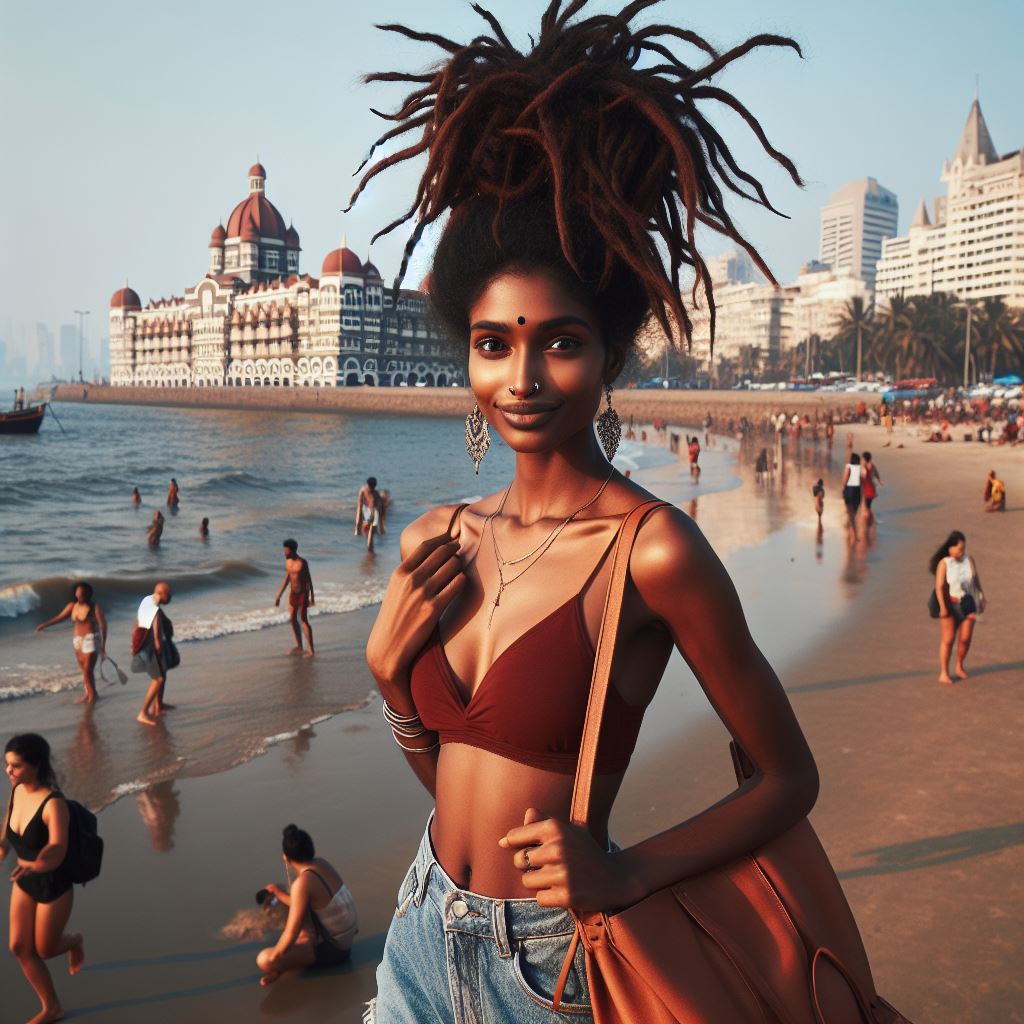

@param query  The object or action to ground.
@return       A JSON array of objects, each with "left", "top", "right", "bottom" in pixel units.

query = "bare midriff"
[{"left": 429, "top": 743, "right": 624, "bottom": 897}]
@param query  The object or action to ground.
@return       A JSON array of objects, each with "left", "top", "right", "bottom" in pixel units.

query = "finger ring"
[{"left": 522, "top": 848, "right": 532, "bottom": 871}]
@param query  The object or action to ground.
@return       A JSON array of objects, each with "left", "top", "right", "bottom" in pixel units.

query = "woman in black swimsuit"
[{"left": 2, "top": 733, "right": 84, "bottom": 1024}]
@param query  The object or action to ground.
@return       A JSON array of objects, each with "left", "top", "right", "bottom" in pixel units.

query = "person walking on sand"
[
  {"left": 2, "top": 733, "right": 86, "bottom": 1024},
  {"left": 347, "top": 7, "right": 908, "bottom": 1020},
  {"left": 275, "top": 540, "right": 315, "bottom": 656},
  {"left": 135, "top": 582, "right": 176, "bottom": 725},
  {"left": 812, "top": 479, "right": 824, "bottom": 525},
  {"left": 35, "top": 583, "right": 107, "bottom": 704},
  {"left": 983, "top": 470, "right": 1006, "bottom": 512},
  {"left": 687, "top": 435, "right": 701, "bottom": 481},
  {"left": 754, "top": 447, "right": 769, "bottom": 483},
  {"left": 256, "top": 824, "right": 358, "bottom": 986},
  {"left": 931, "top": 531, "right": 986, "bottom": 683},
  {"left": 147, "top": 510, "right": 164, "bottom": 548},
  {"left": 841, "top": 452, "right": 862, "bottom": 541},
  {"left": 356, "top": 477, "right": 384, "bottom": 552},
  {"left": 861, "top": 452, "right": 882, "bottom": 526},
  {"left": 166, "top": 478, "right": 179, "bottom": 509}
]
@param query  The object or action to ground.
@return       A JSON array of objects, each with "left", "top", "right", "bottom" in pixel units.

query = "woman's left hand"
[
  {"left": 499, "top": 808, "right": 643, "bottom": 913},
  {"left": 10, "top": 858, "right": 35, "bottom": 881}
]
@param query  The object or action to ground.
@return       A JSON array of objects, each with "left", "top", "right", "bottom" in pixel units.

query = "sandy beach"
[{"left": 2, "top": 419, "right": 1021, "bottom": 1023}]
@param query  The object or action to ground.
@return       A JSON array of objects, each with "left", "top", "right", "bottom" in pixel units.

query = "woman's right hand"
[{"left": 366, "top": 530, "right": 465, "bottom": 693}]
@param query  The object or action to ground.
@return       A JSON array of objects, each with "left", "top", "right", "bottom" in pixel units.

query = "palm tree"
[
  {"left": 876, "top": 293, "right": 911, "bottom": 381},
  {"left": 834, "top": 296, "right": 875, "bottom": 381},
  {"left": 971, "top": 298, "right": 1024, "bottom": 378}
]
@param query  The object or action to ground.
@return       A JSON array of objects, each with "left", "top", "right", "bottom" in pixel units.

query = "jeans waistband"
[{"left": 409, "top": 814, "right": 577, "bottom": 957}]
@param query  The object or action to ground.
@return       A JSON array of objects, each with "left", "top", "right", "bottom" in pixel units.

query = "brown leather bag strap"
[{"left": 569, "top": 499, "right": 671, "bottom": 827}]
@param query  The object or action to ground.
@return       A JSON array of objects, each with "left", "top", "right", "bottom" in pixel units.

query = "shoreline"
[
  {"left": 2, "top": 420, "right": 1021, "bottom": 1022},
  {"left": 50, "top": 381, "right": 867, "bottom": 423}
]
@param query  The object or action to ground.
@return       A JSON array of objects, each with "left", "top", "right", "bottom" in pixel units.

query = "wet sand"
[{"left": 2, "top": 424, "right": 1021, "bottom": 1023}]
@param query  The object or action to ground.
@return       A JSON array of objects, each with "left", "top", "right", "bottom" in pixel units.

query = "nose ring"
[{"left": 509, "top": 382, "right": 540, "bottom": 397}]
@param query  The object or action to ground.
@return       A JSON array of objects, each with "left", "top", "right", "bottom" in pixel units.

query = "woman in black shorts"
[
  {"left": 2, "top": 733, "right": 84, "bottom": 1024},
  {"left": 841, "top": 452, "right": 863, "bottom": 540}
]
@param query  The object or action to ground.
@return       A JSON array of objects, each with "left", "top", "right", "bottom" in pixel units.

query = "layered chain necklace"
[{"left": 484, "top": 466, "right": 616, "bottom": 627}]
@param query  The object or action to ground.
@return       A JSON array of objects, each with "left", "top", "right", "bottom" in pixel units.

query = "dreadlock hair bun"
[{"left": 350, "top": 0, "right": 803, "bottom": 355}]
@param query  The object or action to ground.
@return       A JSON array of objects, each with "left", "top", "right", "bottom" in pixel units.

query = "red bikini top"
[{"left": 409, "top": 514, "right": 647, "bottom": 775}]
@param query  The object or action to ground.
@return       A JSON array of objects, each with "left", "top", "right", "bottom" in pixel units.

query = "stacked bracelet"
[
  {"left": 394, "top": 735, "right": 440, "bottom": 755},
  {"left": 382, "top": 700, "right": 439, "bottom": 753},
  {"left": 382, "top": 700, "right": 426, "bottom": 738}
]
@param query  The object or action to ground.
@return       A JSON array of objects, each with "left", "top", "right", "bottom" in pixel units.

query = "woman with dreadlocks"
[{"left": 357, "top": 4, "right": 895, "bottom": 1023}]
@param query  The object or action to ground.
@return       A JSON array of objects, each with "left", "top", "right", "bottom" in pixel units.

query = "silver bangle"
[
  {"left": 382, "top": 701, "right": 426, "bottom": 736},
  {"left": 393, "top": 731, "right": 439, "bottom": 754}
]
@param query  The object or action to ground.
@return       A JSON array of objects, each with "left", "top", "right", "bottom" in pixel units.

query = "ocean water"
[{"left": 0, "top": 401, "right": 682, "bottom": 806}]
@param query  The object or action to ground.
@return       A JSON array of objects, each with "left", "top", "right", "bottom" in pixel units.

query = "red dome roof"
[
  {"left": 285, "top": 224, "right": 300, "bottom": 247},
  {"left": 226, "top": 193, "right": 288, "bottom": 242},
  {"left": 363, "top": 260, "right": 382, "bottom": 279},
  {"left": 110, "top": 285, "right": 142, "bottom": 310},
  {"left": 249, "top": 162, "right": 267, "bottom": 178},
  {"left": 321, "top": 246, "right": 364, "bottom": 276},
  {"left": 209, "top": 223, "right": 226, "bottom": 247}
]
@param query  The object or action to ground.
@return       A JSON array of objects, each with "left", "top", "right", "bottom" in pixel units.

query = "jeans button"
[{"left": 450, "top": 898, "right": 469, "bottom": 918}]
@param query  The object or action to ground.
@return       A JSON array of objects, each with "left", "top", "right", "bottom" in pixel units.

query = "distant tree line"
[{"left": 788, "top": 293, "right": 1024, "bottom": 384}]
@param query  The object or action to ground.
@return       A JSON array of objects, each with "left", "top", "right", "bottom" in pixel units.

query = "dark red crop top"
[{"left": 409, "top": 584, "right": 647, "bottom": 775}]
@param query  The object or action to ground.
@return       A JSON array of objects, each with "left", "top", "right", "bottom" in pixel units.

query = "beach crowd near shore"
[{"left": 2, "top": 399, "right": 1021, "bottom": 1023}]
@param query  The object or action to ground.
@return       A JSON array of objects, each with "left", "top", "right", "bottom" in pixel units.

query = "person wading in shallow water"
[
  {"left": 275, "top": 539, "right": 315, "bottom": 656},
  {"left": 341, "top": 4, "right": 902, "bottom": 1021},
  {"left": 35, "top": 583, "right": 108, "bottom": 704}
]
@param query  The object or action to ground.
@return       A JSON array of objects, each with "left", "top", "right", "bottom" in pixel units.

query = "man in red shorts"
[{"left": 274, "top": 538, "right": 315, "bottom": 656}]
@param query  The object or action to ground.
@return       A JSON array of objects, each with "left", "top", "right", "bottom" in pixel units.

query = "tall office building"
[
  {"left": 36, "top": 323, "right": 55, "bottom": 378},
  {"left": 59, "top": 325, "right": 78, "bottom": 381},
  {"left": 820, "top": 178, "right": 899, "bottom": 290},
  {"left": 876, "top": 100, "right": 1024, "bottom": 307}
]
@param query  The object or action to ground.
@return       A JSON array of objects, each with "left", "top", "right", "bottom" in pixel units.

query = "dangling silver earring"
[
  {"left": 465, "top": 403, "right": 490, "bottom": 474},
  {"left": 595, "top": 384, "right": 621, "bottom": 462}
]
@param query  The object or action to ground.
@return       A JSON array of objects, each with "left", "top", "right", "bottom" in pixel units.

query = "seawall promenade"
[{"left": 52, "top": 383, "right": 866, "bottom": 424}]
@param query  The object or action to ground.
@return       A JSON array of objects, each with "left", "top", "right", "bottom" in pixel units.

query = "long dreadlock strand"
[{"left": 349, "top": 0, "right": 802, "bottom": 350}]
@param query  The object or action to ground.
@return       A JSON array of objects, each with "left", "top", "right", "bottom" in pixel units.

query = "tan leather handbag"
[{"left": 553, "top": 500, "right": 913, "bottom": 1023}]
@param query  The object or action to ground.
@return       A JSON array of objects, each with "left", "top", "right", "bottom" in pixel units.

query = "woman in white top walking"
[
  {"left": 930, "top": 531, "right": 987, "bottom": 684},
  {"left": 257, "top": 824, "right": 358, "bottom": 986},
  {"left": 840, "top": 452, "right": 863, "bottom": 540}
]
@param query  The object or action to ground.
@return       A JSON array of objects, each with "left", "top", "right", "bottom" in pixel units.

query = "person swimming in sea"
[
  {"left": 199, "top": 517, "right": 210, "bottom": 539},
  {"left": 131, "top": 487, "right": 141, "bottom": 507},
  {"left": 147, "top": 510, "right": 165, "bottom": 548}
]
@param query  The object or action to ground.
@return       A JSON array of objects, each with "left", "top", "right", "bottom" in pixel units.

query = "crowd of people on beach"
[{"left": 6, "top": 471, "right": 393, "bottom": 1020}]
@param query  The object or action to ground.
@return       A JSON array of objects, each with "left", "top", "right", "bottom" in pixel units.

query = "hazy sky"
[{"left": 2, "top": 0, "right": 1022, "bottom": 362}]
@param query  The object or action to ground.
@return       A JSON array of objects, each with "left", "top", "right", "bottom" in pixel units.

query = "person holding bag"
[
  {"left": 356, "top": 3, "right": 912, "bottom": 1022},
  {"left": 931, "top": 531, "right": 986, "bottom": 684}
]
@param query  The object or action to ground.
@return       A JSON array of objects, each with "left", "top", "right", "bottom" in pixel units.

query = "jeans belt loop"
[{"left": 493, "top": 899, "right": 512, "bottom": 958}]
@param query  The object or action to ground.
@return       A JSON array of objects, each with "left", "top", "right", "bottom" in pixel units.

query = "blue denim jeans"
[{"left": 365, "top": 815, "right": 593, "bottom": 1023}]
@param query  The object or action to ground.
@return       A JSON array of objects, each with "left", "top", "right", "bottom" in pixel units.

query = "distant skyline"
[{"left": 2, "top": 0, "right": 1022, "bottom": 372}]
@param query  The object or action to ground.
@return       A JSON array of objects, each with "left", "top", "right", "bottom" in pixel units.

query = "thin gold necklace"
[{"left": 484, "top": 467, "right": 616, "bottom": 627}]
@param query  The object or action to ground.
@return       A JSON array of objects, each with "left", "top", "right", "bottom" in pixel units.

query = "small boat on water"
[{"left": 0, "top": 403, "right": 47, "bottom": 435}]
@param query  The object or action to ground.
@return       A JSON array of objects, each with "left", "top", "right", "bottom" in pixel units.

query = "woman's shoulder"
[
  {"left": 628, "top": 501, "right": 710, "bottom": 588},
  {"left": 399, "top": 493, "right": 504, "bottom": 555}
]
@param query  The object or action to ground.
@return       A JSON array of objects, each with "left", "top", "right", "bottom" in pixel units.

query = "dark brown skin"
[{"left": 366, "top": 270, "right": 818, "bottom": 911}]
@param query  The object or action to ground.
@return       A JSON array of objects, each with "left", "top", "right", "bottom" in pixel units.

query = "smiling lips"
[{"left": 496, "top": 402, "right": 560, "bottom": 429}]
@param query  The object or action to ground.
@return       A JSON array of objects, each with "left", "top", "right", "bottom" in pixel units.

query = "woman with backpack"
[{"left": 2, "top": 733, "right": 85, "bottom": 1024}]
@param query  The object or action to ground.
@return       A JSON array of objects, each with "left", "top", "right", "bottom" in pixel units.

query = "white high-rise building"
[
  {"left": 819, "top": 178, "right": 898, "bottom": 290},
  {"left": 875, "top": 100, "right": 1024, "bottom": 307}
]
